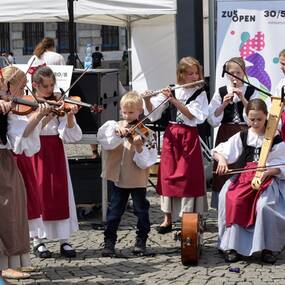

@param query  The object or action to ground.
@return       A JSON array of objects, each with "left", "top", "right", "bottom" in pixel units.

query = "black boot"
[
  {"left": 133, "top": 237, "right": 147, "bottom": 255},
  {"left": 101, "top": 239, "right": 115, "bottom": 257}
]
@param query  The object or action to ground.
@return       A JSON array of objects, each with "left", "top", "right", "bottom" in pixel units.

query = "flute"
[{"left": 142, "top": 80, "right": 205, "bottom": 98}]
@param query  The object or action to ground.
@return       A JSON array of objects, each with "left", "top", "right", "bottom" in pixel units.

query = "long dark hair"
[{"left": 33, "top": 37, "right": 55, "bottom": 58}]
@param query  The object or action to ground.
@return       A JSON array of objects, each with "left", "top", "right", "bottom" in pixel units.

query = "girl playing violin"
[
  {"left": 144, "top": 57, "right": 209, "bottom": 234},
  {"left": 0, "top": 66, "right": 50, "bottom": 280},
  {"left": 14, "top": 66, "right": 82, "bottom": 259},
  {"left": 97, "top": 91, "right": 157, "bottom": 257},
  {"left": 213, "top": 98, "right": 285, "bottom": 263}
]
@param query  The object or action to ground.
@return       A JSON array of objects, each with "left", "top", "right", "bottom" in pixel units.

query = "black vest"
[
  {"left": 238, "top": 129, "right": 282, "bottom": 167},
  {"left": 0, "top": 113, "right": 8, "bottom": 145},
  {"left": 155, "top": 87, "right": 205, "bottom": 127},
  {"left": 219, "top": 85, "right": 255, "bottom": 123}
]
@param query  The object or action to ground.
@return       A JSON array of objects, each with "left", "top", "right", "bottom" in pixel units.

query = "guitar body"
[{"left": 181, "top": 212, "right": 201, "bottom": 265}]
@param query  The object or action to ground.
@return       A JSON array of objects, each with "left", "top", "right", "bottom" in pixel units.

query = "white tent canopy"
[{"left": 0, "top": 0, "right": 177, "bottom": 91}]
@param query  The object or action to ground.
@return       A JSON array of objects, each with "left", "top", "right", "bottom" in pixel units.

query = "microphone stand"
[{"left": 222, "top": 65, "right": 273, "bottom": 98}]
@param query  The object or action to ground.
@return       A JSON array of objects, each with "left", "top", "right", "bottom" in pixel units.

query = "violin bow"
[
  {"left": 56, "top": 65, "right": 91, "bottom": 102},
  {"left": 215, "top": 163, "right": 285, "bottom": 175}
]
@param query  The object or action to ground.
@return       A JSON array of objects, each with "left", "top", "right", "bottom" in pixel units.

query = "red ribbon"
[{"left": 27, "top": 63, "right": 46, "bottom": 75}]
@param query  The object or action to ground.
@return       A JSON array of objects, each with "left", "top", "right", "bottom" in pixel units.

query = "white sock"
[
  {"left": 60, "top": 239, "right": 73, "bottom": 251},
  {"left": 33, "top": 238, "right": 48, "bottom": 252}
]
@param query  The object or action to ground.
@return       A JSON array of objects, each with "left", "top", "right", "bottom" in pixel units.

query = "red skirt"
[
  {"left": 156, "top": 123, "right": 205, "bottom": 198},
  {"left": 212, "top": 123, "right": 248, "bottom": 192},
  {"left": 16, "top": 135, "right": 69, "bottom": 221},
  {"left": 226, "top": 162, "right": 273, "bottom": 228},
  {"left": 14, "top": 153, "right": 41, "bottom": 219}
]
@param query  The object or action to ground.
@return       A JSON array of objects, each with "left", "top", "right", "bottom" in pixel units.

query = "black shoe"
[
  {"left": 261, "top": 250, "right": 276, "bottom": 264},
  {"left": 33, "top": 243, "right": 52, "bottom": 258},
  {"left": 60, "top": 243, "right": 76, "bottom": 258},
  {"left": 133, "top": 238, "right": 147, "bottom": 255},
  {"left": 156, "top": 224, "right": 172, "bottom": 234},
  {"left": 224, "top": 250, "right": 240, "bottom": 263},
  {"left": 101, "top": 240, "right": 115, "bottom": 257}
]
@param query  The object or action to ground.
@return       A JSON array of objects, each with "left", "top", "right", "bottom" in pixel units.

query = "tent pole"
[
  {"left": 67, "top": 0, "right": 76, "bottom": 67},
  {"left": 126, "top": 17, "right": 132, "bottom": 90}
]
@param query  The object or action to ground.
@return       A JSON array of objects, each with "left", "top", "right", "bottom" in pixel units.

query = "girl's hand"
[
  {"left": 223, "top": 93, "right": 234, "bottom": 105},
  {"left": 232, "top": 87, "right": 244, "bottom": 100},
  {"left": 216, "top": 157, "right": 228, "bottom": 175},
  {"left": 0, "top": 100, "right": 11, "bottom": 114},
  {"left": 142, "top": 90, "right": 153, "bottom": 102},
  {"left": 67, "top": 104, "right": 79, "bottom": 115},
  {"left": 161, "top": 87, "right": 173, "bottom": 99},
  {"left": 260, "top": 168, "right": 280, "bottom": 182},
  {"left": 37, "top": 102, "right": 52, "bottom": 117}
]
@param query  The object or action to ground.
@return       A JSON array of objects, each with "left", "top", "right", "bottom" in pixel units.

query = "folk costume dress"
[
  {"left": 214, "top": 129, "right": 285, "bottom": 256},
  {"left": 208, "top": 84, "right": 259, "bottom": 208},
  {"left": 14, "top": 114, "right": 82, "bottom": 240},
  {"left": 0, "top": 112, "right": 41, "bottom": 270},
  {"left": 97, "top": 120, "right": 158, "bottom": 188},
  {"left": 148, "top": 86, "right": 209, "bottom": 221}
]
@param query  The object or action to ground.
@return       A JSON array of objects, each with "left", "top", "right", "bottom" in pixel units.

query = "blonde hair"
[
  {"left": 1, "top": 66, "right": 27, "bottom": 89},
  {"left": 120, "top": 91, "right": 143, "bottom": 110},
  {"left": 176, "top": 57, "right": 204, "bottom": 85},
  {"left": 34, "top": 37, "right": 55, "bottom": 58}
]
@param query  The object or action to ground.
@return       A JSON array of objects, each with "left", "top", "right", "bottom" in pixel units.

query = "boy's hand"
[
  {"left": 0, "top": 100, "right": 11, "bottom": 114},
  {"left": 115, "top": 126, "right": 129, "bottom": 137},
  {"left": 132, "top": 134, "right": 144, "bottom": 153}
]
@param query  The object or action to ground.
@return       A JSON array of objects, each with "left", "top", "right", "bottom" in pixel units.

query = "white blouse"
[
  {"left": 6, "top": 113, "right": 42, "bottom": 156},
  {"left": 212, "top": 128, "right": 285, "bottom": 179},
  {"left": 97, "top": 120, "right": 157, "bottom": 170},
  {"left": 27, "top": 51, "right": 65, "bottom": 66},
  {"left": 145, "top": 86, "right": 209, "bottom": 127},
  {"left": 207, "top": 84, "right": 261, "bottom": 127}
]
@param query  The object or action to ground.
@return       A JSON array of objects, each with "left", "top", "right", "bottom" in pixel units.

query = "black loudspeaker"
[
  {"left": 69, "top": 69, "right": 120, "bottom": 134},
  {"left": 69, "top": 158, "right": 102, "bottom": 204}
]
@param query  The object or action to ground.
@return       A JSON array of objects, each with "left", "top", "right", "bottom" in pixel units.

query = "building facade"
[{"left": 0, "top": 22, "right": 127, "bottom": 65}]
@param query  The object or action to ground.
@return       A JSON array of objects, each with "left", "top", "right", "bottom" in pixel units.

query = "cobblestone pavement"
[
  {"left": 7, "top": 183, "right": 285, "bottom": 285},
  {"left": 7, "top": 145, "right": 285, "bottom": 285}
]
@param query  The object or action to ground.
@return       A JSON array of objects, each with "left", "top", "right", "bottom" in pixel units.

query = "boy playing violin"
[{"left": 97, "top": 91, "right": 157, "bottom": 257}]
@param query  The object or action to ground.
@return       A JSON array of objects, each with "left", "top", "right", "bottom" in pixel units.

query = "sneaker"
[
  {"left": 101, "top": 239, "right": 115, "bottom": 257},
  {"left": 133, "top": 238, "right": 147, "bottom": 255}
]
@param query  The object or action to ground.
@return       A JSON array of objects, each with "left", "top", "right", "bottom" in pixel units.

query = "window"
[
  {"left": 57, "top": 22, "right": 70, "bottom": 53},
  {"left": 0, "top": 23, "right": 10, "bottom": 54},
  {"left": 23, "top": 23, "right": 44, "bottom": 55},
  {"left": 101, "top": 25, "right": 119, "bottom": 51}
]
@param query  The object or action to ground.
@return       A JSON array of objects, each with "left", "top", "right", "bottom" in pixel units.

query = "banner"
[
  {"left": 216, "top": 0, "right": 285, "bottom": 98},
  {"left": 15, "top": 64, "right": 74, "bottom": 96}
]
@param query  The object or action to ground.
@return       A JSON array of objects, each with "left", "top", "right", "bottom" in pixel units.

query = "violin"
[
  {"left": 124, "top": 120, "right": 156, "bottom": 149},
  {"left": 9, "top": 94, "right": 104, "bottom": 116}
]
